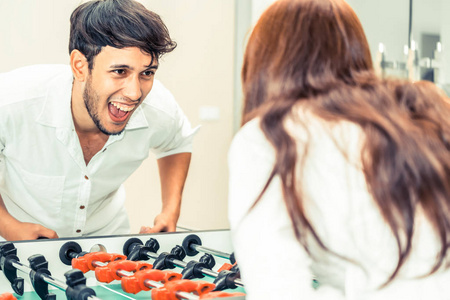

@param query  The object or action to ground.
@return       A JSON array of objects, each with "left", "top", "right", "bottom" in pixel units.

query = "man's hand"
[
  {"left": 139, "top": 211, "right": 179, "bottom": 233},
  {"left": 0, "top": 195, "right": 58, "bottom": 240},
  {"left": 2, "top": 221, "right": 58, "bottom": 241},
  {"left": 139, "top": 153, "right": 191, "bottom": 234}
]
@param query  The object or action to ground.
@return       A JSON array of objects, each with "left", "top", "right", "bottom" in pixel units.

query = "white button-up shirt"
[{"left": 0, "top": 64, "right": 197, "bottom": 238}]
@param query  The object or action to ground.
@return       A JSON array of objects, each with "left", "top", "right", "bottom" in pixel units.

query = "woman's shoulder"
[{"left": 229, "top": 118, "right": 274, "bottom": 157}]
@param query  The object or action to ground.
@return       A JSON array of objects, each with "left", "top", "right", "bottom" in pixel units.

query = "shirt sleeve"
[
  {"left": 153, "top": 107, "right": 200, "bottom": 159},
  {"left": 0, "top": 117, "right": 6, "bottom": 191},
  {"left": 227, "top": 119, "right": 345, "bottom": 300},
  {"left": 147, "top": 80, "right": 200, "bottom": 159}
]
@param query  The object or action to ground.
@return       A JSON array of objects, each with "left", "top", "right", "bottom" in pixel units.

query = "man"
[{"left": 0, "top": 0, "right": 197, "bottom": 240}]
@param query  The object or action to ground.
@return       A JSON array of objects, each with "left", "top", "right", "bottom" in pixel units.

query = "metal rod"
[
  {"left": 12, "top": 261, "right": 102, "bottom": 300},
  {"left": 144, "top": 250, "right": 159, "bottom": 260},
  {"left": 190, "top": 244, "right": 231, "bottom": 260},
  {"left": 176, "top": 291, "right": 201, "bottom": 300},
  {"left": 235, "top": 278, "right": 244, "bottom": 287},
  {"left": 12, "top": 261, "right": 67, "bottom": 291}
]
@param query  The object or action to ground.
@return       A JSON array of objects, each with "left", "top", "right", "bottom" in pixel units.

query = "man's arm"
[
  {"left": 0, "top": 194, "right": 58, "bottom": 241},
  {"left": 140, "top": 152, "right": 191, "bottom": 233}
]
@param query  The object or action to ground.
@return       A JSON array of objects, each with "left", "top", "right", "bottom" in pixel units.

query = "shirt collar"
[
  {"left": 36, "top": 67, "right": 148, "bottom": 131},
  {"left": 36, "top": 68, "right": 74, "bottom": 129}
]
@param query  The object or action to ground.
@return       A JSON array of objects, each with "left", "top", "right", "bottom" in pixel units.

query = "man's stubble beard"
[{"left": 83, "top": 76, "right": 124, "bottom": 136}]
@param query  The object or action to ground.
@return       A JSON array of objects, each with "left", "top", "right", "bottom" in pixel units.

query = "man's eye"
[
  {"left": 142, "top": 70, "right": 155, "bottom": 77},
  {"left": 113, "top": 69, "right": 126, "bottom": 75}
]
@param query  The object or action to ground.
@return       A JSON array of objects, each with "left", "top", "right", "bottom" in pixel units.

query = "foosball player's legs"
[
  {"left": 121, "top": 269, "right": 182, "bottom": 294},
  {"left": 94, "top": 259, "right": 152, "bottom": 283},
  {"left": 0, "top": 243, "right": 24, "bottom": 295},
  {"left": 151, "top": 280, "right": 215, "bottom": 300},
  {"left": 28, "top": 254, "right": 56, "bottom": 300},
  {"left": 123, "top": 238, "right": 160, "bottom": 261},
  {"left": 152, "top": 245, "right": 186, "bottom": 270},
  {"left": 217, "top": 260, "right": 240, "bottom": 278},
  {"left": 181, "top": 260, "right": 210, "bottom": 280},
  {"left": 212, "top": 270, "right": 241, "bottom": 291},
  {"left": 0, "top": 293, "right": 17, "bottom": 300},
  {"left": 180, "top": 253, "right": 218, "bottom": 281},
  {"left": 64, "top": 269, "right": 96, "bottom": 300},
  {"left": 199, "top": 253, "right": 215, "bottom": 269}
]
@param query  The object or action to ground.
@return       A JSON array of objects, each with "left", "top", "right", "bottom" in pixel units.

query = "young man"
[{"left": 0, "top": 0, "right": 197, "bottom": 240}]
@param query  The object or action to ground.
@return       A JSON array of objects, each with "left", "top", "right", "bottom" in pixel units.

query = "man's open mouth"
[{"left": 108, "top": 101, "right": 136, "bottom": 122}]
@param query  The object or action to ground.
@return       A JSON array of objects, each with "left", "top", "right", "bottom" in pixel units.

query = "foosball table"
[{"left": 0, "top": 230, "right": 246, "bottom": 299}]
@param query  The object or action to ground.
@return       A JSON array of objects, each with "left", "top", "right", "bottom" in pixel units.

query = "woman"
[{"left": 228, "top": 0, "right": 450, "bottom": 299}]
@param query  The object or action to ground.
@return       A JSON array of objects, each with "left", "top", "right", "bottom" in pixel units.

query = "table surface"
[{"left": 15, "top": 283, "right": 246, "bottom": 300}]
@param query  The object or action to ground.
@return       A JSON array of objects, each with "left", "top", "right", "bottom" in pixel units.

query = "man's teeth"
[{"left": 111, "top": 102, "right": 134, "bottom": 112}]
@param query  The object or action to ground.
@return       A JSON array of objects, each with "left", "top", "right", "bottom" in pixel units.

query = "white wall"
[
  {"left": 125, "top": 0, "right": 236, "bottom": 232},
  {"left": 0, "top": 0, "right": 236, "bottom": 232},
  {"left": 440, "top": 0, "right": 450, "bottom": 85},
  {"left": 346, "top": 0, "right": 410, "bottom": 69}
]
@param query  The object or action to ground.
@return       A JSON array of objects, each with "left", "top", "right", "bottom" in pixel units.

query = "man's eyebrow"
[
  {"left": 144, "top": 64, "right": 159, "bottom": 70},
  {"left": 109, "top": 64, "right": 158, "bottom": 70},
  {"left": 110, "top": 64, "right": 134, "bottom": 70}
]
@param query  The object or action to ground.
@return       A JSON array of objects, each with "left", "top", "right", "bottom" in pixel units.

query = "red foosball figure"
[{"left": 0, "top": 293, "right": 17, "bottom": 300}]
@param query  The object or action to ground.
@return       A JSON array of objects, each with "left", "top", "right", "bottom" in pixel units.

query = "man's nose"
[{"left": 123, "top": 75, "right": 142, "bottom": 101}]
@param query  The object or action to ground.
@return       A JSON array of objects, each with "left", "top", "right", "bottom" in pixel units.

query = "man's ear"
[{"left": 70, "top": 50, "right": 89, "bottom": 82}]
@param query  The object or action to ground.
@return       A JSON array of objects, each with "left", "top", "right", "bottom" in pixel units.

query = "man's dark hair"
[{"left": 69, "top": 0, "right": 176, "bottom": 69}]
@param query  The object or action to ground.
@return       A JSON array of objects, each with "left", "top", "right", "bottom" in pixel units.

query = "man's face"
[{"left": 83, "top": 46, "right": 158, "bottom": 135}]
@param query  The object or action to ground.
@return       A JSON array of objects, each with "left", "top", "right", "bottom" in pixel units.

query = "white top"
[
  {"left": 0, "top": 64, "right": 198, "bottom": 238},
  {"left": 228, "top": 111, "right": 450, "bottom": 300}
]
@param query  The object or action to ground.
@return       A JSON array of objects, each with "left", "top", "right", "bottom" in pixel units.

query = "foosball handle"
[
  {"left": 28, "top": 254, "right": 56, "bottom": 300},
  {"left": 170, "top": 245, "right": 186, "bottom": 260},
  {"left": 152, "top": 252, "right": 179, "bottom": 270},
  {"left": 0, "top": 243, "right": 24, "bottom": 296}
]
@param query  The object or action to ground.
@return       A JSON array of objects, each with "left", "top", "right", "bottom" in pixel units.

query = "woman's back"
[{"left": 229, "top": 107, "right": 450, "bottom": 299}]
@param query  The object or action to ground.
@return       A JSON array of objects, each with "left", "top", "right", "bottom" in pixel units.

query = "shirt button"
[
  {"left": 76, "top": 229, "right": 81, "bottom": 233},
  {"left": 80, "top": 205, "right": 85, "bottom": 209},
  {"left": 84, "top": 175, "right": 89, "bottom": 180}
]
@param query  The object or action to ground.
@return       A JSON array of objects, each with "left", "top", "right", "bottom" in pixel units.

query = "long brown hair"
[{"left": 242, "top": 0, "right": 450, "bottom": 284}]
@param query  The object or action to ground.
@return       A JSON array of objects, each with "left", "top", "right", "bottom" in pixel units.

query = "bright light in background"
[{"left": 404, "top": 45, "right": 409, "bottom": 55}]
